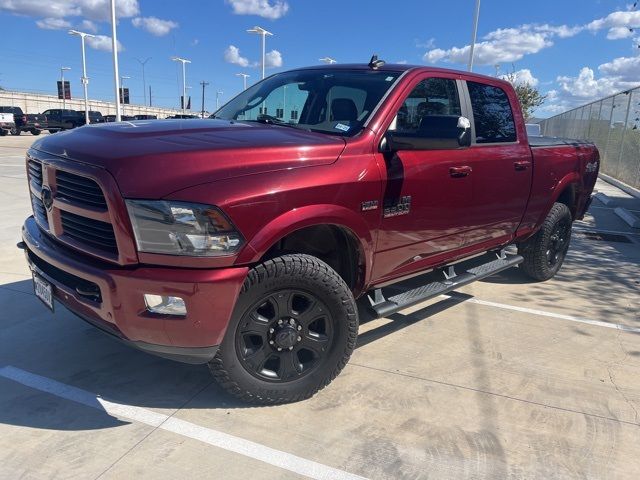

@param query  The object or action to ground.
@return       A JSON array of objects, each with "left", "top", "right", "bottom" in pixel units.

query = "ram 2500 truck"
[{"left": 20, "top": 63, "right": 599, "bottom": 404}]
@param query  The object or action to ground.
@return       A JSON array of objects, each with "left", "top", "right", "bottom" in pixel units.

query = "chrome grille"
[
  {"left": 28, "top": 159, "right": 43, "bottom": 188},
  {"left": 31, "top": 195, "right": 49, "bottom": 228},
  {"left": 56, "top": 170, "right": 108, "bottom": 210},
  {"left": 60, "top": 210, "right": 118, "bottom": 254}
]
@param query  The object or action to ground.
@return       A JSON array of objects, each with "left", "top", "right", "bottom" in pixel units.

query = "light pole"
[
  {"left": 247, "top": 26, "right": 273, "bottom": 79},
  {"left": 110, "top": 0, "right": 121, "bottom": 121},
  {"left": 172, "top": 56, "right": 191, "bottom": 114},
  {"left": 200, "top": 81, "right": 209, "bottom": 118},
  {"left": 68, "top": 29, "right": 95, "bottom": 125},
  {"left": 216, "top": 91, "right": 223, "bottom": 110},
  {"left": 60, "top": 67, "right": 70, "bottom": 109},
  {"left": 468, "top": 0, "right": 481, "bottom": 72},
  {"left": 236, "top": 73, "right": 250, "bottom": 90},
  {"left": 120, "top": 75, "right": 130, "bottom": 115},
  {"left": 135, "top": 57, "right": 151, "bottom": 106},
  {"left": 319, "top": 57, "right": 337, "bottom": 64}
]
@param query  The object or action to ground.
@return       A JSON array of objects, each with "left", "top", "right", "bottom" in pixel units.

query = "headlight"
[{"left": 125, "top": 200, "right": 243, "bottom": 256}]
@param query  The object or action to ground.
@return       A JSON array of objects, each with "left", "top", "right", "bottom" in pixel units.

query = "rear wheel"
[
  {"left": 518, "top": 203, "right": 572, "bottom": 281},
  {"left": 31, "top": 129, "right": 41, "bottom": 136},
  {"left": 209, "top": 254, "right": 358, "bottom": 404}
]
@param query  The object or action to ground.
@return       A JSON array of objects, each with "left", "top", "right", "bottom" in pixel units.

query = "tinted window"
[
  {"left": 391, "top": 78, "right": 461, "bottom": 133},
  {"left": 467, "top": 81, "right": 516, "bottom": 143}
]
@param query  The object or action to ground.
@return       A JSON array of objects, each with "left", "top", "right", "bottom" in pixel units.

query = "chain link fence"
[{"left": 539, "top": 86, "right": 640, "bottom": 189}]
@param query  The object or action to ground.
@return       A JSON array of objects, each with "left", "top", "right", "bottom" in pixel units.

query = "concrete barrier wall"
[
  {"left": 0, "top": 90, "right": 184, "bottom": 118},
  {"left": 539, "top": 86, "right": 640, "bottom": 189}
]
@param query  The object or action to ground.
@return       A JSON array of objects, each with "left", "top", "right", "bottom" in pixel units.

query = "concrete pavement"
[{"left": 1, "top": 133, "right": 639, "bottom": 479}]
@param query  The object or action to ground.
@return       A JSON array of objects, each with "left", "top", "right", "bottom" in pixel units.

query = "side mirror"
[{"left": 385, "top": 115, "right": 472, "bottom": 151}]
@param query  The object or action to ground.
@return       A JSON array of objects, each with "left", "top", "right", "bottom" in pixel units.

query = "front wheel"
[
  {"left": 31, "top": 129, "right": 41, "bottom": 136},
  {"left": 209, "top": 254, "right": 358, "bottom": 404},
  {"left": 518, "top": 202, "right": 573, "bottom": 281},
  {"left": 9, "top": 126, "right": 19, "bottom": 136}
]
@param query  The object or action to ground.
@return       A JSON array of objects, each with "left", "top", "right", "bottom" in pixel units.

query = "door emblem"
[
  {"left": 383, "top": 195, "right": 411, "bottom": 218},
  {"left": 361, "top": 200, "right": 379, "bottom": 211},
  {"left": 41, "top": 186, "right": 54, "bottom": 211}
]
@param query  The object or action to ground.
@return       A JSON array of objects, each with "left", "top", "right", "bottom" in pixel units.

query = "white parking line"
[
  {"left": 0, "top": 366, "right": 368, "bottom": 480},
  {"left": 446, "top": 294, "right": 640, "bottom": 334}
]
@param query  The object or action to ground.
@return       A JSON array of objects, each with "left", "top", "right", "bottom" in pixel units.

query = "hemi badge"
[{"left": 361, "top": 200, "right": 379, "bottom": 211}]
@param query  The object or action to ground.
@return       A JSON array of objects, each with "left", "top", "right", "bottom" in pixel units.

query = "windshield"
[{"left": 214, "top": 69, "right": 401, "bottom": 136}]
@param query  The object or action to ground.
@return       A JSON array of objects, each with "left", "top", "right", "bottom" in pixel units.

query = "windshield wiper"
[{"left": 244, "top": 114, "right": 310, "bottom": 131}]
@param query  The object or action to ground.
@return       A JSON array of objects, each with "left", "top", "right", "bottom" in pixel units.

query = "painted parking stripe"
[
  {"left": 0, "top": 366, "right": 368, "bottom": 480},
  {"left": 446, "top": 294, "right": 640, "bottom": 334}
]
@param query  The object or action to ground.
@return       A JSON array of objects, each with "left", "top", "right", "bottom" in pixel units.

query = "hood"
[{"left": 32, "top": 119, "right": 346, "bottom": 197}]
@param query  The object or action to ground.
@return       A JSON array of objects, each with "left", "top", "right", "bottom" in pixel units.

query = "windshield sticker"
[
  {"left": 385, "top": 76, "right": 394, "bottom": 81},
  {"left": 335, "top": 123, "right": 350, "bottom": 132}
]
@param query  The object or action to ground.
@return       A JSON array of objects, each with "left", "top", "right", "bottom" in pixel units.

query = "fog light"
[{"left": 144, "top": 294, "right": 187, "bottom": 316}]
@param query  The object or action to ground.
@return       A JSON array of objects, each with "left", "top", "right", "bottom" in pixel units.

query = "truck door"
[
  {"left": 371, "top": 75, "right": 475, "bottom": 281},
  {"left": 460, "top": 80, "right": 532, "bottom": 246}
]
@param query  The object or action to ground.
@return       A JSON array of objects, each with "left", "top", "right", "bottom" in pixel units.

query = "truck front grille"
[
  {"left": 56, "top": 170, "right": 108, "bottom": 210},
  {"left": 61, "top": 211, "right": 118, "bottom": 254},
  {"left": 28, "top": 160, "right": 43, "bottom": 188},
  {"left": 31, "top": 194, "right": 49, "bottom": 228}
]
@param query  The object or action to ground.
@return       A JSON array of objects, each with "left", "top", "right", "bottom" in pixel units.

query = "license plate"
[{"left": 33, "top": 273, "right": 54, "bottom": 312}]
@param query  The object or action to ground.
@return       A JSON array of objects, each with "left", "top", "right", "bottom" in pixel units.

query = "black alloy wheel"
[{"left": 236, "top": 289, "right": 333, "bottom": 382}]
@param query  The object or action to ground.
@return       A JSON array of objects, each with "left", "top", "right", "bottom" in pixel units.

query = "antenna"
[{"left": 368, "top": 54, "right": 385, "bottom": 70}]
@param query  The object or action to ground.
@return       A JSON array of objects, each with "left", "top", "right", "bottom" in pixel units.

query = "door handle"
[
  {"left": 449, "top": 166, "right": 472, "bottom": 178},
  {"left": 514, "top": 161, "right": 531, "bottom": 171}
]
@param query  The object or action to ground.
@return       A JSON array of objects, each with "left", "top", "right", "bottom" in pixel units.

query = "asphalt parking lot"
[{"left": 1, "top": 133, "right": 639, "bottom": 479}]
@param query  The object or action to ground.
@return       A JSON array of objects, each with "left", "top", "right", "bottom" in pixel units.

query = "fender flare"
[
  {"left": 236, "top": 204, "right": 375, "bottom": 287},
  {"left": 535, "top": 172, "right": 580, "bottom": 227}
]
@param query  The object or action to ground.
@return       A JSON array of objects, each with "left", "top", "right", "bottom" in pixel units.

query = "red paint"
[{"left": 23, "top": 64, "right": 599, "bottom": 352}]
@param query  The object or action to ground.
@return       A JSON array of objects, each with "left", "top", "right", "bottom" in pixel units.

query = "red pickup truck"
[{"left": 20, "top": 62, "right": 599, "bottom": 404}]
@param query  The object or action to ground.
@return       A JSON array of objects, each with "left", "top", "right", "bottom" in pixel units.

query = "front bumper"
[{"left": 21, "top": 216, "right": 248, "bottom": 364}]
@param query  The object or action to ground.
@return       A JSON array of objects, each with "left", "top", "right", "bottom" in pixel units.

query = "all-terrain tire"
[
  {"left": 9, "top": 126, "right": 20, "bottom": 136},
  {"left": 518, "top": 202, "right": 573, "bottom": 281},
  {"left": 31, "top": 129, "right": 41, "bottom": 136},
  {"left": 209, "top": 254, "right": 358, "bottom": 405}
]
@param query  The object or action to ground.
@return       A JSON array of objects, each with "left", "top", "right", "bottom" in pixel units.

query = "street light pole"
[
  {"left": 109, "top": 0, "right": 121, "bottom": 121},
  {"left": 200, "top": 81, "right": 209, "bottom": 118},
  {"left": 468, "top": 0, "right": 481, "bottom": 72},
  {"left": 236, "top": 73, "right": 250, "bottom": 90},
  {"left": 171, "top": 57, "right": 191, "bottom": 114},
  {"left": 68, "top": 29, "right": 95, "bottom": 125},
  {"left": 247, "top": 26, "right": 273, "bottom": 79},
  {"left": 60, "top": 67, "right": 70, "bottom": 109},
  {"left": 216, "top": 91, "right": 223, "bottom": 111},
  {"left": 135, "top": 57, "right": 151, "bottom": 106}
]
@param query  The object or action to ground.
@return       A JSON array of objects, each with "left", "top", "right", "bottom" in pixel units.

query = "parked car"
[
  {"left": 0, "top": 111, "right": 15, "bottom": 136},
  {"left": 0, "top": 106, "right": 48, "bottom": 135},
  {"left": 166, "top": 114, "right": 199, "bottom": 119},
  {"left": 79, "top": 111, "right": 105, "bottom": 124},
  {"left": 20, "top": 62, "right": 599, "bottom": 404},
  {"left": 41, "top": 109, "right": 84, "bottom": 132},
  {"left": 103, "top": 115, "right": 116, "bottom": 122},
  {"left": 134, "top": 114, "right": 158, "bottom": 120}
]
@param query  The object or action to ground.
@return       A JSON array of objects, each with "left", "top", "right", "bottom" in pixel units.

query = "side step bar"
[{"left": 368, "top": 251, "right": 523, "bottom": 318}]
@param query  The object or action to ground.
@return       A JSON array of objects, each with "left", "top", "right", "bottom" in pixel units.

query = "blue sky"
[{"left": 0, "top": 0, "right": 639, "bottom": 117}]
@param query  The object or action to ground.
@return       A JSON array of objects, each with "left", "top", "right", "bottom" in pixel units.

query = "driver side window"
[{"left": 390, "top": 78, "right": 461, "bottom": 133}]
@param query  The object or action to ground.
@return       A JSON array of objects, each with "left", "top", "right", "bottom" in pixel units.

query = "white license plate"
[{"left": 33, "top": 273, "right": 54, "bottom": 311}]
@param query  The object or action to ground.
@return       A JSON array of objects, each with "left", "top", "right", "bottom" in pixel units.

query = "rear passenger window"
[{"left": 467, "top": 82, "right": 517, "bottom": 143}]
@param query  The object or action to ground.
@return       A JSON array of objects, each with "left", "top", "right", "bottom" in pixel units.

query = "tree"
[{"left": 504, "top": 72, "right": 547, "bottom": 121}]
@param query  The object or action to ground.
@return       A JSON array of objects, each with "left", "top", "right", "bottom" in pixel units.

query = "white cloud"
[
  {"left": 598, "top": 55, "right": 640, "bottom": 81},
  {"left": 0, "top": 0, "right": 79, "bottom": 19},
  {"left": 79, "top": 19, "right": 97, "bottom": 33},
  {"left": 265, "top": 49, "right": 283, "bottom": 68},
  {"left": 36, "top": 17, "right": 72, "bottom": 30},
  {"left": 191, "top": 38, "right": 199, "bottom": 46},
  {"left": 501, "top": 68, "right": 539, "bottom": 87},
  {"left": 423, "top": 23, "right": 581, "bottom": 66},
  {"left": 224, "top": 45, "right": 250, "bottom": 67},
  {"left": 225, "top": 0, "right": 289, "bottom": 19},
  {"left": 132, "top": 16, "right": 178, "bottom": 36},
  {"left": 86, "top": 34, "right": 124, "bottom": 52},
  {"left": 587, "top": 10, "right": 640, "bottom": 39}
]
